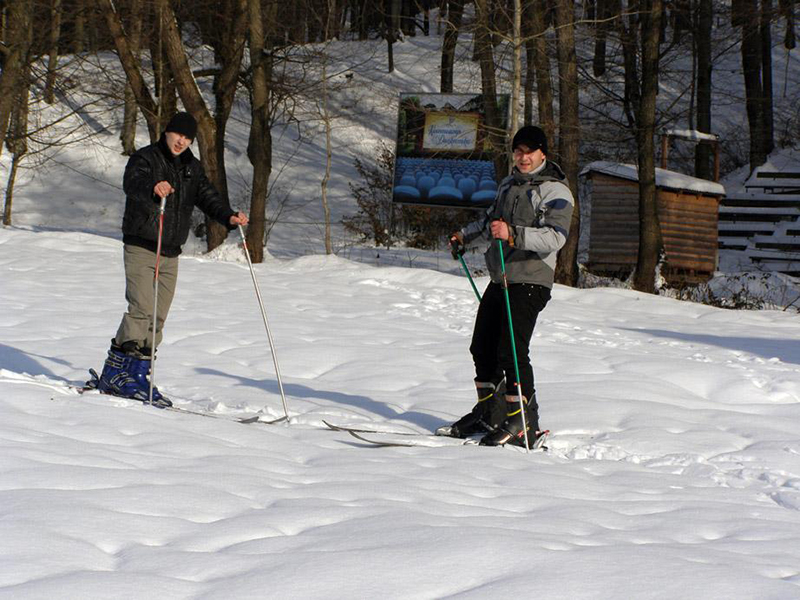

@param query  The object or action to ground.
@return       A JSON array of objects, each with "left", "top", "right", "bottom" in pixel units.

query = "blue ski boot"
[
  {"left": 96, "top": 346, "right": 171, "bottom": 408},
  {"left": 127, "top": 354, "right": 172, "bottom": 408}
]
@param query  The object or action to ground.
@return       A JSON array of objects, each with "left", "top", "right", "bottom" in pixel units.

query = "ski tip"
[
  {"left": 251, "top": 415, "right": 288, "bottom": 425},
  {"left": 533, "top": 429, "right": 550, "bottom": 451}
]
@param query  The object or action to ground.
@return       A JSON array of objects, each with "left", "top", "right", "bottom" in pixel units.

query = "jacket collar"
[{"left": 511, "top": 159, "right": 566, "bottom": 184}]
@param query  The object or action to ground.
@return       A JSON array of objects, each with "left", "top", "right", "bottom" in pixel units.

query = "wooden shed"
[{"left": 579, "top": 161, "right": 726, "bottom": 283}]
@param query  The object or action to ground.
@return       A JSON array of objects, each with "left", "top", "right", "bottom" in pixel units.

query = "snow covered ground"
[
  {"left": 2, "top": 227, "right": 800, "bottom": 599},
  {"left": 2, "top": 11, "right": 800, "bottom": 598}
]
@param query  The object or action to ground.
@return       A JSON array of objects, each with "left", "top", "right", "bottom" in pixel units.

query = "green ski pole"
[
  {"left": 458, "top": 254, "right": 482, "bottom": 302},
  {"left": 497, "top": 238, "right": 531, "bottom": 452}
]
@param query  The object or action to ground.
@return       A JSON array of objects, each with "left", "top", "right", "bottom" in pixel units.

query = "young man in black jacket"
[{"left": 95, "top": 112, "right": 248, "bottom": 405}]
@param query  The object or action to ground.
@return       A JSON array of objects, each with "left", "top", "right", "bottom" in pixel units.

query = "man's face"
[
  {"left": 165, "top": 131, "right": 192, "bottom": 156},
  {"left": 513, "top": 145, "right": 545, "bottom": 173}
]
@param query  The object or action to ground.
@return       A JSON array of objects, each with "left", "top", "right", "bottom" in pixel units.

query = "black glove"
[{"left": 449, "top": 235, "right": 465, "bottom": 260}]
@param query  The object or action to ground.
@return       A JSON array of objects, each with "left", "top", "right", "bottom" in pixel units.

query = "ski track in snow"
[{"left": 359, "top": 270, "right": 800, "bottom": 512}]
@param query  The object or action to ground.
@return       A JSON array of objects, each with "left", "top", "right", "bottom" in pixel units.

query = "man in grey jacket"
[{"left": 441, "top": 125, "right": 574, "bottom": 448}]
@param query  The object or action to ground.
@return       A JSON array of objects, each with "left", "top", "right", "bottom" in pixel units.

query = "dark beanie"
[
  {"left": 165, "top": 112, "right": 197, "bottom": 141},
  {"left": 512, "top": 125, "right": 548, "bottom": 155}
]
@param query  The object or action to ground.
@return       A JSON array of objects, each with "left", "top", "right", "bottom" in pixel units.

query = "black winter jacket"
[{"left": 122, "top": 136, "right": 235, "bottom": 257}]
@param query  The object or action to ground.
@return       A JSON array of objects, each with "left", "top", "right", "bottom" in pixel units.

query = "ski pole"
[
  {"left": 238, "top": 225, "right": 289, "bottom": 420},
  {"left": 149, "top": 195, "right": 167, "bottom": 405},
  {"left": 457, "top": 254, "right": 482, "bottom": 302},
  {"left": 497, "top": 238, "right": 530, "bottom": 452}
]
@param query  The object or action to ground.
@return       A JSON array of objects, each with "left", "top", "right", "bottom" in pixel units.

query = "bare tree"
[
  {"left": 626, "top": 0, "right": 664, "bottom": 293},
  {"left": 196, "top": 0, "right": 250, "bottom": 222},
  {"left": 778, "top": 0, "right": 795, "bottom": 49},
  {"left": 43, "top": 0, "right": 63, "bottom": 104},
  {"left": 694, "top": 0, "right": 713, "bottom": 179},
  {"left": 244, "top": 0, "right": 277, "bottom": 263},
  {"left": 319, "top": 0, "right": 337, "bottom": 255},
  {"left": 592, "top": 0, "right": 618, "bottom": 76},
  {"left": 119, "top": 0, "right": 144, "bottom": 155},
  {"left": 510, "top": 0, "right": 523, "bottom": 133},
  {"left": 97, "top": 0, "right": 163, "bottom": 141},
  {"left": 148, "top": 1, "right": 178, "bottom": 132},
  {"left": 154, "top": 0, "right": 247, "bottom": 251},
  {"left": 73, "top": 0, "right": 87, "bottom": 52},
  {"left": 2, "top": 7, "right": 32, "bottom": 226},
  {"left": 522, "top": 0, "right": 555, "bottom": 143},
  {"left": 759, "top": 0, "right": 775, "bottom": 158},
  {"left": 736, "top": 0, "right": 772, "bottom": 169},
  {"left": 0, "top": 0, "right": 34, "bottom": 160},
  {"left": 440, "top": 0, "right": 464, "bottom": 92},
  {"left": 553, "top": 0, "right": 580, "bottom": 287},
  {"left": 474, "top": 0, "right": 505, "bottom": 175},
  {"left": 386, "top": 0, "right": 401, "bottom": 72}
]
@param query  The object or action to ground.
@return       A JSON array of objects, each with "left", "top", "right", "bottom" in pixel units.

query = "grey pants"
[{"left": 114, "top": 244, "right": 179, "bottom": 351}]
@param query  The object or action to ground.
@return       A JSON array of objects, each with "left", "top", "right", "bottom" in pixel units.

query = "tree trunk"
[
  {"left": 592, "top": 0, "right": 610, "bottom": 76},
  {"left": 740, "top": 0, "right": 767, "bottom": 169},
  {"left": 44, "top": 0, "right": 63, "bottom": 104},
  {"left": 321, "top": 58, "right": 334, "bottom": 255},
  {"left": 148, "top": 2, "right": 177, "bottom": 134},
  {"left": 2, "top": 27, "right": 31, "bottom": 226},
  {"left": 553, "top": 0, "right": 580, "bottom": 287},
  {"left": 523, "top": 3, "right": 534, "bottom": 125},
  {"left": 98, "top": 0, "right": 161, "bottom": 142},
  {"left": 632, "top": 0, "right": 664, "bottom": 294},
  {"left": 120, "top": 0, "right": 143, "bottom": 154},
  {"left": 210, "top": 0, "right": 249, "bottom": 222},
  {"left": 510, "top": 0, "right": 522, "bottom": 134},
  {"left": 386, "top": 0, "right": 401, "bottom": 72},
  {"left": 694, "top": 0, "right": 713, "bottom": 179},
  {"left": 155, "top": 0, "right": 235, "bottom": 252},
  {"left": 320, "top": 0, "right": 336, "bottom": 254},
  {"left": 779, "top": 0, "right": 795, "bottom": 49},
  {"left": 245, "top": 0, "right": 276, "bottom": 263},
  {"left": 0, "top": 0, "right": 32, "bottom": 161},
  {"left": 760, "top": 0, "right": 774, "bottom": 158},
  {"left": 474, "top": 0, "right": 505, "bottom": 175},
  {"left": 525, "top": 0, "right": 555, "bottom": 146},
  {"left": 618, "top": 3, "right": 640, "bottom": 132},
  {"left": 73, "top": 0, "right": 86, "bottom": 53},
  {"left": 440, "top": 0, "right": 463, "bottom": 92}
]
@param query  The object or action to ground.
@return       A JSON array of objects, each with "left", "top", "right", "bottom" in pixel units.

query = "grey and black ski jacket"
[
  {"left": 121, "top": 136, "right": 235, "bottom": 257},
  {"left": 460, "top": 160, "right": 574, "bottom": 288}
]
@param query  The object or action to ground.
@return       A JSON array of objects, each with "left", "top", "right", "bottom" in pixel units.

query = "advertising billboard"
[{"left": 392, "top": 93, "right": 510, "bottom": 209}]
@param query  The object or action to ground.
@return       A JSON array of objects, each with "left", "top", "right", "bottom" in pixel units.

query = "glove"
[{"left": 449, "top": 233, "right": 465, "bottom": 260}]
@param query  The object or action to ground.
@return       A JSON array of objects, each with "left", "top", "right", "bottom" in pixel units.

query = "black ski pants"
[{"left": 469, "top": 281, "right": 551, "bottom": 405}]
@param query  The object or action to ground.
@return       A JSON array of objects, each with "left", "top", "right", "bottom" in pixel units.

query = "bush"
[{"left": 343, "top": 143, "right": 475, "bottom": 250}]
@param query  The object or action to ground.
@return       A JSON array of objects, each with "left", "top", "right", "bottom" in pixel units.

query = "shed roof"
[{"left": 580, "top": 161, "right": 726, "bottom": 197}]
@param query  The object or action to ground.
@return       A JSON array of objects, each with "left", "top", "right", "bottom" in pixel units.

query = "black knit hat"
[
  {"left": 512, "top": 125, "right": 548, "bottom": 155},
  {"left": 165, "top": 112, "right": 197, "bottom": 141}
]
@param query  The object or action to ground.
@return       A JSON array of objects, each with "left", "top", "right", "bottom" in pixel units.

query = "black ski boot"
[
  {"left": 436, "top": 378, "right": 507, "bottom": 438},
  {"left": 479, "top": 394, "right": 543, "bottom": 449}
]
